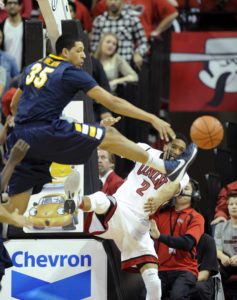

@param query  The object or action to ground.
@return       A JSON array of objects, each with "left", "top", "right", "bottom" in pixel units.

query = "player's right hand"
[
  {"left": 11, "top": 209, "right": 32, "bottom": 228},
  {"left": 150, "top": 116, "right": 176, "bottom": 142},
  {"left": 100, "top": 116, "right": 121, "bottom": 127}
]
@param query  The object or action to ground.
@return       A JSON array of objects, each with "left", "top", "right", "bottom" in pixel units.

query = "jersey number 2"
[
  {"left": 136, "top": 180, "right": 150, "bottom": 196},
  {"left": 26, "top": 63, "right": 54, "bottom": 88}
]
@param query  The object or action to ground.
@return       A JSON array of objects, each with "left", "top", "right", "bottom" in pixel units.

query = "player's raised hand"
[
  {"left": 9, "top": 139, "right": 30, "bottom": 165},
  {"left": 150, "top": 116, "right": 176, "bottom": 142},
  {"left": 100, "top": 116, "right": 121, "bottom": 127}
]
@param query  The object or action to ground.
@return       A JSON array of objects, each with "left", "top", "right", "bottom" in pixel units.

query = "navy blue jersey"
[{"left": 15, "top": 54, "right": 97, "bottom": 124}]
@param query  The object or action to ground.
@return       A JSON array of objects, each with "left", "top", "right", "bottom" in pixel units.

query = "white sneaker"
[{"left": 64, "top": 170, "right": 81, "bottom": 214}]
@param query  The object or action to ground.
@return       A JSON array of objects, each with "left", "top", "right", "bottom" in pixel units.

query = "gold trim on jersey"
[{"left": 74, "top": 123, "right": 103, "bottom": 140}]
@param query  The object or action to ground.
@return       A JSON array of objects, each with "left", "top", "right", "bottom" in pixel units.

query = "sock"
[
  {"left": 146, "top": 152, "right": 166, "bottom": 173},
  {"left": 141, "top": 268, "right": 162, "bottom": 300}
]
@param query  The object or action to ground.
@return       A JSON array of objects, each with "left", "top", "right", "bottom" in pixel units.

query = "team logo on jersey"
[
  {"left": 169, "top": 33, "right": 237, "bottom": 111},
  {"left": 51, "top": 0, "right": 58, "bottom": 11}
]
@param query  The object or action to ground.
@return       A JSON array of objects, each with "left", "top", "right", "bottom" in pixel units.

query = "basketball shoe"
[{"left": 64, "top": 169, "right": 81, "bottom": 214}]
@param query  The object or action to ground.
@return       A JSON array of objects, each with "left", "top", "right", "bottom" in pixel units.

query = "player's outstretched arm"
[
  {"left": 0, "top": 206, "right": 31, "bottom": 227},
  {"left": 10, "top": 88, "right": 22, "bottom": 116},
  {"left": 87, "top": 86, "right": 175, "bottom": 141},
  {"left": 1, "top": 139, "right": 30, "bottom": 191}
]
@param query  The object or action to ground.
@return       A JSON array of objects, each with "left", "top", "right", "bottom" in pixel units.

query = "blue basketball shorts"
[{"left": 7, "top": 119, "right": 106, "bottom": 195}]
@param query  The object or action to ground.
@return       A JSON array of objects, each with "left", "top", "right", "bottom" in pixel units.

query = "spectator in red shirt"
[
  {"left": 211, "top": 180, "right": 237, "bottom": 225},
  {"left": 91, "top": 0, "right": 178, "bottom": 39},
  {"left": 149, "top": 179, "right": 205, "bottom": 300},
  {"left": 98, "top": 148, "right": 124, "bottom": 195},
  {"left": 68, "top": 0, "right": 92, "bottom": 33}
]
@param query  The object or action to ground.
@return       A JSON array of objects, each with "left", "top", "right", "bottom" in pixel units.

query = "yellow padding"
[
  {"left": 89, "top": 126, "right": 96, "bottom": 137},
  {"left": 75, "top": 123, "right": 82, "bottom": 132},
  {"left": 50, "top": 162, "right": 72, "bottom": 178}
]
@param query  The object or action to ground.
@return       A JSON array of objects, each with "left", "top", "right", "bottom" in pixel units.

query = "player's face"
[
  {"left": 66, "top": 41, "right": 86, "bottom": 68},
  {"left": 228, "top": 197, "right": 237, "bottom": 218},
  {"left": 164, "top": 138, "right": 186, "bottom": 160},
  {"left": 98, "top": 149, "right": 114, "bottom": 176},
  {"left": 101, "top": 35, "right": 118, "bottom": 56}
]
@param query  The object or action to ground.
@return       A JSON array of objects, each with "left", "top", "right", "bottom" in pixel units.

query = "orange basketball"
[{"left": 190, "top": 116, "right": 224, "bottom": 150}]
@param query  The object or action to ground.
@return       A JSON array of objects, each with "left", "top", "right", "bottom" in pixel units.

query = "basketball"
[{"left": 190, "top": 116, "right": 224, "bottom": 150}]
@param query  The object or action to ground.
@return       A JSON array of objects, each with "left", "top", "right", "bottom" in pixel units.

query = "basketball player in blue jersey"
[{"left": 6, "top": 34, "right": 197, "bottom": 215}]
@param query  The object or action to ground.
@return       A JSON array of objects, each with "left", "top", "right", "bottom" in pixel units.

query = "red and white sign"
[{"left": 169, "top": 32, "right": 237, "bottom": 111}]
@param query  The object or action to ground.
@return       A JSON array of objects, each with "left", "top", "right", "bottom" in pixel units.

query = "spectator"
[
  {"left": 149, "top": 179, "right": 205, "bottom": 300},
  {"left": 0, "top": 0, "right": 32, "bottom": 22},
  {"left": 91, "top": 55, "right": 112, "bottom": 121},
  {"left": 68, "top": 0, "right": 92, "bottom": 33},
  {"left": 98, "top": 148, "right": 124, "bottom": 195},
  {"left": 214, "top": 191, "right": 237, "bottom": 297},
  {"left": 0, "top": 0, "right": 27, "bottom": 71},
  {"left": 91, "top": 0, "right": 179, "bottom": 39},
  {"left": 0, "top": 65, "right": 6, "bottom": 97},
  {"left": 94, "top": 32, "right": 138, "bottom": 92},
  {"left": 0, "top": 28, "right": 19, "bottom": 94},
  {"left": 211, "top": 180, "right": 237, "bottom": 225},
  {"left": 189, "top": 233, "right": 219, "bottom": 300},
  {"left": 91, "top": 0, "right": 148, "bottom": 69}
]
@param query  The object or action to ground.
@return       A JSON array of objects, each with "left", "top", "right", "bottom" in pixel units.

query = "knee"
[
  {"left": 88, "top": 191, "right": 111, "bottom": 214},
  {"left": 100, "top": 126, "right": 120, "bottom": 149}
]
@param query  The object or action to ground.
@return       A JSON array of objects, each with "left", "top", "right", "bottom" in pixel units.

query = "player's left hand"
[
  {"left": 100, "top": 116, "right": 121, "bottom": 127},
  {"left": 150, "top": 116, "right": 176, "bottom": 142},
  {"left": 9, "top": 139, "right": 30, "bottom": 165},
  {"left": 144, "top": 197, "right": 163, "bottom": 215},
  {"left": 0, "top": 0, "right": 4, "bottom": 9},
  {"left": 150, "top": 219, "right": 160, "bottom": 239}
]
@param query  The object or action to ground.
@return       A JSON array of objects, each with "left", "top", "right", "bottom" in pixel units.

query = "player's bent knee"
[
  {"left": 100, "top": 126, "right": 120, "bottom": 149},
  {"left": 141, "top": 268, "right": 161, "bottom": 300},
  {"left": 88, "top": 191, "right": 110, "bottom": 214}
]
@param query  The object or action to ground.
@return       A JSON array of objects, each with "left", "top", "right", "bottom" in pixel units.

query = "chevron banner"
[
  {"left": 1, "top": 239, "right": 107, "bottom": 300},
  {"left": 12, "top": 270, "right": 91, "bottom": 300}
]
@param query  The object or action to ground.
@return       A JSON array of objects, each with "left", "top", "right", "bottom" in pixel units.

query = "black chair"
[
  {"left": 226, "top": 121, "right": 237, "bottom": 152},
  {"left": 204, "top": 173, "right": 222, "bottom": 225},
  {"left": 213, "top": 148, "right": 236, "bottom": 186}
]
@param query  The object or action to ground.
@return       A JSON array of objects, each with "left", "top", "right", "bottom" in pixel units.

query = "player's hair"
[
  {"left": 174, "top": 132, "right": 189, "bottom": 146},
  {"left": 55, "top": 34, "right": 82, "bottom": 55},
  {"left": 4, "top": 0, "right": 22, "bottom": 5}
]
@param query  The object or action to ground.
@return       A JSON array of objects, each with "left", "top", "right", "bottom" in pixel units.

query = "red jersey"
[
  {"left": 74, "top": 1, "right": 92, "bottom": 32},
  {"left": 154, "top": 207, "right": 204, "bottom": 277}
]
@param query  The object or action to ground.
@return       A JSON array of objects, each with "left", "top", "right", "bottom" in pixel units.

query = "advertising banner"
[
  {"left": 1, "top": 239, "right": 107, "bottom": 300},
  {"left": 169, "top": 32, "right": 237, "bottom": 111}
]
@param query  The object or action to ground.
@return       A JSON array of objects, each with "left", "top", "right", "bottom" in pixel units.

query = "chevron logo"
[{"left": 11, "top": 270, "right": 91, "bottom": 300}]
